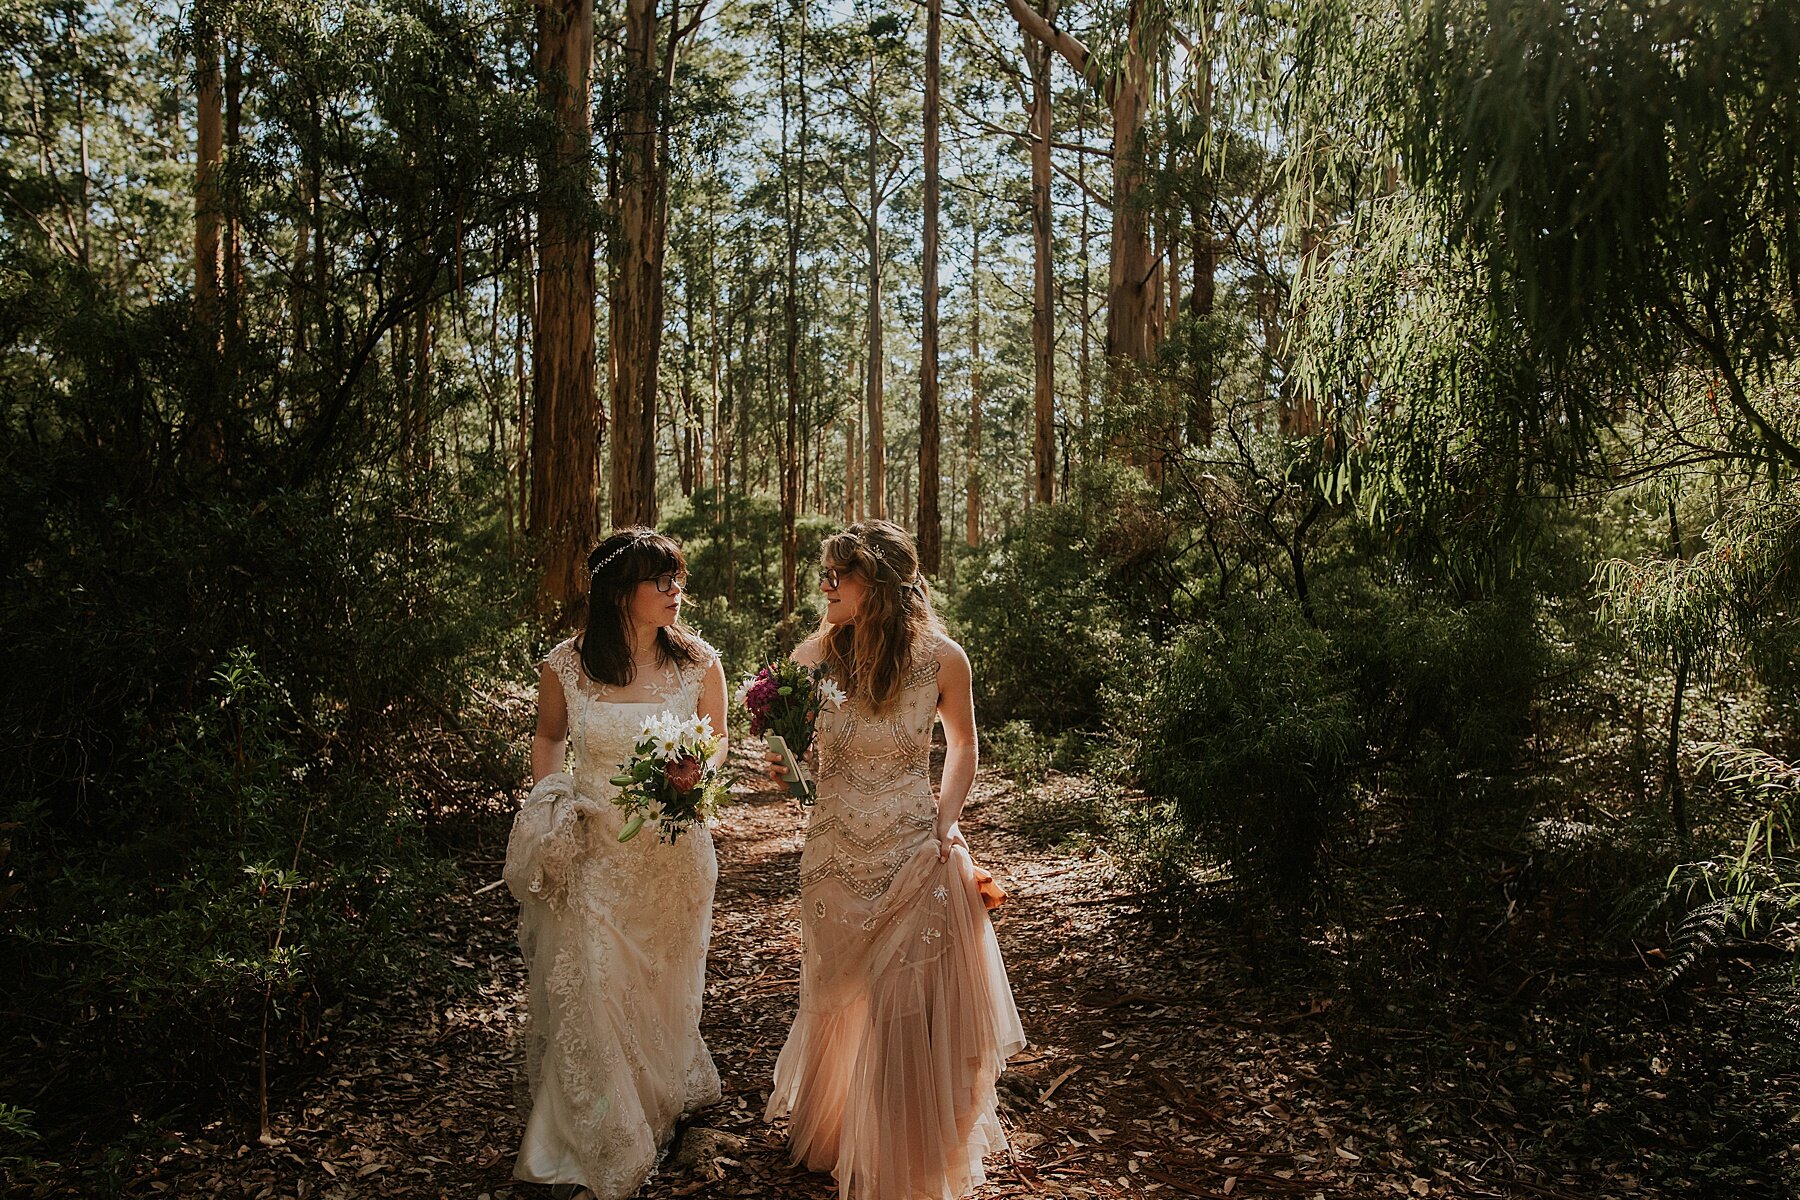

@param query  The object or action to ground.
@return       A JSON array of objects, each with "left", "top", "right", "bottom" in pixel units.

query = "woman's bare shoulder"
[
  {"left": 932, "top": 632, "right": 969, "bottom": 674},
  {"left": 791, "top": 633, "right": 828, "bottom": 668}
]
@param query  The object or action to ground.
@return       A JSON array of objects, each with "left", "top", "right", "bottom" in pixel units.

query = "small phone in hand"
[{"left": 766, "top": 733, "right": 814, "bottom": 805}]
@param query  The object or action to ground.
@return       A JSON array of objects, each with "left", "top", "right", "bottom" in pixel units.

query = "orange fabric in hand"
[{"left": 971, "top": 864, "right": 1006, "bottom": 912}]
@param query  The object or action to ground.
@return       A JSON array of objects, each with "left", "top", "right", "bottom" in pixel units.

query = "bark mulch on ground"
[{"left": 74, "top": 760, "right": 1659, "bottom": 1200}]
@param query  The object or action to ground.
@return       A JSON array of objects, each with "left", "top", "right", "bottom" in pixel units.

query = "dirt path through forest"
[{"left": 110, "top": 764, "right": 1601, "bottom": 1200}]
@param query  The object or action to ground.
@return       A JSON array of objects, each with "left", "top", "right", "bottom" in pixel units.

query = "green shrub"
[
  {"left": 1321, "top": 569, "right": 1544, "bottom": 811},
  {"left": 1126, "top": 597, "right": 1363, "bottom": 913},
  {"left": 11, "top": 648, "right": 451, "bottom": 1092},
  {"left": 0, "top": 1103, "right": 39, "bottom": 1191},
  {"left": 0, "top": 462, "right": 524, "bottom": 1126},
  {"left": 954, "top": 474, "right": 1159, "bottom": 732},
  {"left": 664, "top": 490, "right": 837, "bottom": 673},
  {"left": 984, "top": 719, "right": 1055, "bottom": 788}
]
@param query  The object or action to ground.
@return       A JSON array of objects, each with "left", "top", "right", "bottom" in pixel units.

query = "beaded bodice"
[{"left": 801, "top": 635, "right": 943, "bottom": 902}]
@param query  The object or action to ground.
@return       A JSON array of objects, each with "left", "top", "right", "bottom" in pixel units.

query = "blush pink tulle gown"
[{"left": 766, "top": 635, "right": 1026, "bottom": 1200}]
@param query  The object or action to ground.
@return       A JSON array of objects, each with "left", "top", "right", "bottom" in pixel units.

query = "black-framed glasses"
[
  {"left": 819, "top": 566, "right": 846, "bottom": 590},
  {"left": 651, "top": 571, "right": 688, "bottom": 594}
]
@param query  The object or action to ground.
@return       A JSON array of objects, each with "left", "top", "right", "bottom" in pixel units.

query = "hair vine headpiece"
[
  {"left": 846, "top": 530, "right": 891, "bottom": 573},
  {"left": 590, "top": 534, "right": 641, "bottom": 576},
  {"left": 845, "top": 530, "right": 925, "bottom": 594}
]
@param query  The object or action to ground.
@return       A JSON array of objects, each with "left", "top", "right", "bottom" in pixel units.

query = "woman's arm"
[
  {"left": 699, "top": 656, "right": 730, "bottom": 771},
  {"left": 531, "top": 663, "right": 570, "bottom": 783},
  {"left": 934, "top": 639, "right": 978, "bottom": 862}
]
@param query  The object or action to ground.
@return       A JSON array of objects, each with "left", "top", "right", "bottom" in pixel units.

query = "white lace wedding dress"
[{"left": 503, "top": 637, "right": 723, "bottom": 1197}]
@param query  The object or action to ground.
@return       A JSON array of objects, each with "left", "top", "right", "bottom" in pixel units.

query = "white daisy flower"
[{"left": 819, "top": 680, "right": 848, "bottom": 709}]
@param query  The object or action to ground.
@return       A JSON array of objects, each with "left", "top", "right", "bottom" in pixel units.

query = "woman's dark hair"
[{"left": 577, "top": 527, "right": 705, "bottom": 686}]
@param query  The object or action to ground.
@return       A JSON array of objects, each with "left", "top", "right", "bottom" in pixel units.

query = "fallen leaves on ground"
[{"left": 25, "top": 752, "right": 1784, "bottom": 1199}]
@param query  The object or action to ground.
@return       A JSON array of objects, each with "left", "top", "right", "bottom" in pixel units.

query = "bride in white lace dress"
[{"left": 504, "top": 528, "right": 727, "bottom": 1199}]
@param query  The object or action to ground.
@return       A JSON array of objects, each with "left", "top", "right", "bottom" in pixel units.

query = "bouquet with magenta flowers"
[
  {"left": 736, "top": 660, "right": 846, "bottom": 804},
  {"left": 608, "top": 712, "right": 728, "bottom": 842}
]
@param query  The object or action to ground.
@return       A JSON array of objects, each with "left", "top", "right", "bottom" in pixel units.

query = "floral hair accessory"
[
  {"left": 590, "top": 534, "right": 641, "bottom": 577},
  {"left": 842, "top": 530, "right": 904, "bottom": 580},
  {"left": 853, "top": 534, "right": 888, "bottom": 567}
]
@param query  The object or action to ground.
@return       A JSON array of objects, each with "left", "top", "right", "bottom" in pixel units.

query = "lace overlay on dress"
[{"left": 506, "top": 635, "right": 723, "bottom": 1198}]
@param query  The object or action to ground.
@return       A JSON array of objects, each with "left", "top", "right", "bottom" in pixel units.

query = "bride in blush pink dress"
[{"left": 764, "top": 519, "right": 1026, "bottom": 1200}]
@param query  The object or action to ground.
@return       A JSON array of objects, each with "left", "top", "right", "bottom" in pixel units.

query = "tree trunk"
[
  {"left": 1077, "top": 98, "right": 1091, "bottom": 441},
  {"left": 1188, "top": 195, "right": 1216, "bottom": 443},
  {"left": 411, "top": 302, "right": 433, "bottom": 474},
  {"left": 1188, "top": 58, "right": 1217, "bottom": 447},
  {"left": 68, "top": 13, "right": 91, "bottom": 267},
  {"left": 918, "top": 0, "right": 943, "bottom": 574},
  {"left": 1107, "top": 0, "right": 1156, "bottom": 373},
  {"left": 846, "top": 381, "right": 861, "bottom": 524},
  {"left": 1003, "top": 0, "right": 1160, "bottom": 405},
  {"left": 189, "top": 5, "right": 228, "bottom": 467},
  {"left": 194, "top": 13, "right": 224, "bottom": 345},
  {"left": 778, "top": 0, "right": 805, "bottom": 618},
  {"left": 967, "top": 228, "right": 983, "bottom": 547},
  {"left": 864, "top": 61, "right": 887, "bottom": 522},
  {"left": 224, "top": 28, "right": 244, "bottom": 346},
  {"left": 608, "top": 0, "right": 672, "bottom": 528},
  {"left": 1026, "top": 2, "right": 1055, "bottom": 506},
  {"left": 530, "top": 0, "right": 601, "bottom": 616}
]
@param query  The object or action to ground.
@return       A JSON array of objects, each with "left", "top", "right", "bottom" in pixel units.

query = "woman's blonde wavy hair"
[{"left": 815, "top": 519, "right": 944, "bottom": 713}]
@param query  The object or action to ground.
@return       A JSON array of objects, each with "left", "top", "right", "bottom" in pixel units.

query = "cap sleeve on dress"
[
  {"left": 542, "top": 637, "right": 583, "bottom": 702},
  {"left": 680, "top": 637, "right": 721, "bottom": 693}
]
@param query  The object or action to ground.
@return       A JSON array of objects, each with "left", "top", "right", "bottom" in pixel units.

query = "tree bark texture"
[
  {"left": 918, "top": 0, "right": 943, "bottom": 572},
  {"left": 967, "top": 228, "right": 983, "bottom": 547},
  {"left": 194, "top": 13, "right": 224, "bottom": 346},
  {"left": 608, "top": 0, "right": 674, "bottom": 528},
  {"left": 1002, "top": 0, "right": 1160, "bottom": 386},
  {"left": 778, "top": 0, "right": 806, "bottom": 617},
  {"left": 530, "top": 0, "right": 601, "bottom": 617},
  {"left": 1025, "top": 2, "right": 1055, "bottom": 506},
  {"left": 864, "top": 57, "right": 887, "bottom": 521}
]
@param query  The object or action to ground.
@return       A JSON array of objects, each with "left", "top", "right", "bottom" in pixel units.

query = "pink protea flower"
[{"left": 663, "top": 753, "right": 704, "bottom": 793}]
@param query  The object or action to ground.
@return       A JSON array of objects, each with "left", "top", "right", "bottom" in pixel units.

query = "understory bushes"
[
  {"left": 951, "top": 468, "right": 1162, "bottom": 733},
  {"left": 1127, "top": 596, "right": 1361, "bottom": 910},
  {"left": 953, "top": 467, "right": 1555, "bottom": 915},
  {"left": 663, "top": 489, "right": 839, "bottom": 670},
  {"left": 1, "top": 432, "right": 528, "bottom": 1146}
]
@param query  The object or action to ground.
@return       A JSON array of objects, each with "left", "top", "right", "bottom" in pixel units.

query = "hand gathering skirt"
[{"left": 767, "top": 841, "right": 1026, "bottom": 1200}]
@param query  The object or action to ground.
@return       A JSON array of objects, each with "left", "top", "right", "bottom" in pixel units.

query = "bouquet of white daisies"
[{"left": 608, "top": 712, "right": 728, "bottom": 843}]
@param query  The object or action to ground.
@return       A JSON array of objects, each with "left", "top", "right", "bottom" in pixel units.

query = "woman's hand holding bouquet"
[{"left": 737, "top": 661, "right": 845, "bottom": 804}]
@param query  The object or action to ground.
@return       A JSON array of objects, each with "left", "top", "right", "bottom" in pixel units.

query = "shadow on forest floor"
[{"left": 24, "top": 744, "right": 1798, "bottom": 1200}]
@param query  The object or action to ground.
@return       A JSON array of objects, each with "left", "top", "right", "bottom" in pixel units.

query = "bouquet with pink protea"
[
  {"left": 736, "top": 660, "right": 846, "bottom": 804},
  {"left": 608, "top": 712, "right": 728, "bottom": 843}
]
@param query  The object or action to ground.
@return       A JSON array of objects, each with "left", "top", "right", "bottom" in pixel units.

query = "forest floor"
[{"left": 35, "top": 749, "right": 1794, "bottom": 1200}]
